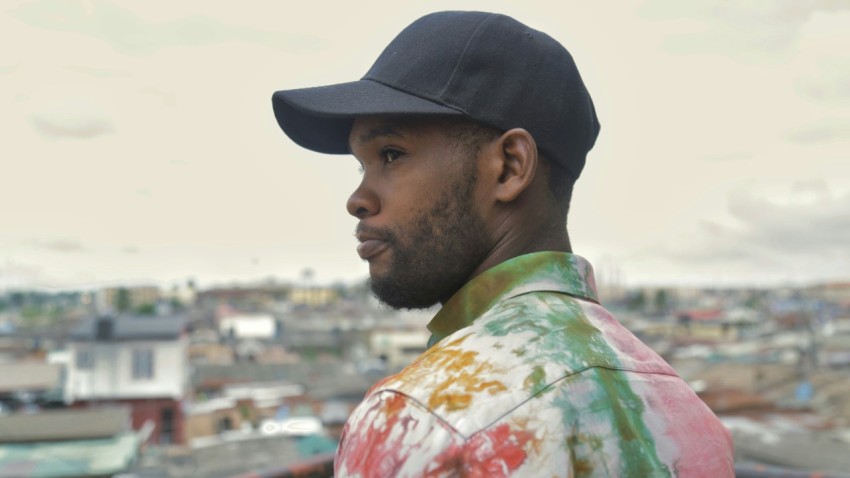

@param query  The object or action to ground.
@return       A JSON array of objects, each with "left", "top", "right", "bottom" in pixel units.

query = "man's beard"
[{"left": 365, "top": 175, "right": 489, "bottom": 310}]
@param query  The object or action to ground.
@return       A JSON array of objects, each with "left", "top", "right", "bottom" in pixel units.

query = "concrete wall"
[
  {"left": 185, "top": 408, "right": 245, "bottom": 442},
  {"left": 66, "top": 337, "right": 188, "bottom": 402}
]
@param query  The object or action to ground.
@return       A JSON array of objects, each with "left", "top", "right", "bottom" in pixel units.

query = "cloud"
[
  {"left": 792, "top": 12, "right": 850, "bottom": 103},
  {"left": 639, "top": 0, "right": 848, "bottom": 22},
  {"left": 643, "top": 181, "right": 850, "bottom": 284},
  {"left": 25, "top": 238, "right": 88, "bottom": 253},
  {"left": 9, "top": 0, "right": 326, "bottom": 55},
  {"left": 725, "top": 185, "right": 850, "bottom": 253},
  {"left": 30, "top": 96, "right": 114, "bottom": 139},
  {"left": 31, "top": 116, "right": 112, "bottom": 139},
  {"left": 797, "top": 69, "right": 850, "bottom": 103},
  {"left": 786, "top": 118, "right": 850, "bottom": 143},
  {"left": 701, "top": 152, "right": 753, "bottom": 162},
  {"left": 139, "top": 86, "right": 177, "bottom": 108},
  {"left": 640, "top": 0, "right": 850, "bottom": 61},
  {"left": 792, "top": 178, "right": 831, "bottom": 194},
  {"left": 0, "top": 62, "right": 21, "bottom": 75},
  {"left": 677, "top": 182, "right": 850, "bottom": 257},
  {"left": 62, "top": 64, "right": 131, "bottom": 78}
]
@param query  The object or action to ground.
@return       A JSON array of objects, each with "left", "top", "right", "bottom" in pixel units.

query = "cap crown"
[{"left": 364, "top": 11, "right": 599, "bottom": 179}]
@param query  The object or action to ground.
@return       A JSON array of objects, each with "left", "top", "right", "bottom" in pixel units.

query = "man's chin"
[
  {"left": 368, "top": 274, "right": 440, "bottom": 311},
  {"left": 366, "top": 252, "right": 392, "bottom": 280}
]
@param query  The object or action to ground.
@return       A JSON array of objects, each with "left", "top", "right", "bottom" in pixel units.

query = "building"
[
  {"left": 0, "top": 362, "right": 62, "bottom": 413},
  {"left": 197, "top": 285, "right": 291, "bottom": 311},
  {"left": 0, "top": 407, "right": 144, "bottom": 477},
  {"left": 290, "top": 286, "right": 339, "bottom": 307},
  {"left": 65, "top": 314, "right": 188, "bottom": 445},
  {"left": 219, "top": 313, "right": 278, "bottom": 340},
  {"left": 98, "top": 286, "right": 161, "bottom": 312},
  {"left": 0, "top": 327, "right": 32, "bottom": 364},
  {"left": 809, "top": 282, "right": 850, "bottom": 308},
  {"left": 370, "top": 329, "right": 430, "bottom": 371}
]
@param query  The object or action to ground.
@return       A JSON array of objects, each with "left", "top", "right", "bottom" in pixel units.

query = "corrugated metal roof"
[
  {"left": 0, "top": 432, "right": 139, "bottom": 477},
  {"left": 69, "top": 315, "right": 185, "bottom": 342},
  {"left": 0, "top": 407, "right": 130, "bottom": 443}
]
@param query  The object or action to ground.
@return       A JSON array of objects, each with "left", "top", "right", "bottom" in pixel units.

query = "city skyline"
[{"left": 1, "top": 0, "right": 848, "bottom": 290}]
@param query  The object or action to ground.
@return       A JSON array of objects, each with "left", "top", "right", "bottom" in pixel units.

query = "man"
[{"left": 272, "top": 11, "right": 734, "bottom": 477}]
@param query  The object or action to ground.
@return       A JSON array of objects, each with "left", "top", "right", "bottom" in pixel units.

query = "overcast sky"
[{"left": 1, "top": 0, "right": 848, "bottom": 291}]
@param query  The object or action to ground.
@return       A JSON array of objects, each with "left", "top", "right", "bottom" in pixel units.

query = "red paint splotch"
[
  {"left": 428, "top": 423, "right": 535, "bottom": 477},
  {"left": 336, "top": 393, "right": 410, "bottom": 478}
]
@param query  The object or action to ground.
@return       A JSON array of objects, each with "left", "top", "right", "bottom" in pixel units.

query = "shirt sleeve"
[
  {"left": 335, "top": 389, "right": 466, "bottom": 478},
  {"left": 336, "top": 373, "right": 733, "bottom": 477},
  {"left": 336, "top": 389, "right": 575, "bottom": 478}
]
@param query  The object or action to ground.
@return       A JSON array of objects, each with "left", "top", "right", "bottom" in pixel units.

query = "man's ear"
[{"left": 492, "top": 128, "right": 538, "bottom": 203}]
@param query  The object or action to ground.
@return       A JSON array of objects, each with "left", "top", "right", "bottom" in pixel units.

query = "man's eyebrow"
[{"left": 356, "top": 125, "right": 407, "bottom": 145}]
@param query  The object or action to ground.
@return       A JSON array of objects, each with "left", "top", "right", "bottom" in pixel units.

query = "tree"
[
  {"left": 135, "top": 303, "right": 156, "bottom": 316},
  {"left": 627, "top": 290, "right": 646, "bottom": 312},
  {"left": 10, "top": 292, "right": 25, "bottom": 309},
  {"left": 116, "top": 288, "right": 131, "bottom": 313},
  {"left": 654, "top": 289, "right": 669, "bottom": 314}
]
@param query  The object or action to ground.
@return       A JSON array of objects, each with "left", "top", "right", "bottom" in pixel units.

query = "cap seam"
[
  {"left": 437, "top": 13, "right": 497, "bottom": 100},
  {"left": 360, "top": 78, "right": 468, "bottom": 116}
]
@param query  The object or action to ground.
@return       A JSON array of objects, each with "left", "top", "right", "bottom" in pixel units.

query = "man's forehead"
[
  {"left": 348, "top": 115, "right": 465, "bottom": 149},
  {"left": 350, "top": 118, "right": 408, "bottom": 146}
]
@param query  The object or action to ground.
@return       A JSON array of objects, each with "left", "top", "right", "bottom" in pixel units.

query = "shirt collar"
[{"left": 427, "top": 251, "right": 600, "bottom": 345}]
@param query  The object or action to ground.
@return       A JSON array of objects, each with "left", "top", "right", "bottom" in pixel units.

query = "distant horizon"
[{"left": 2, "top": 267, "right": 848, "bottom": 295}]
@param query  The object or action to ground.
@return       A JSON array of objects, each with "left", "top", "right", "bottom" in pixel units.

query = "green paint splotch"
[
  {"left": 486, "top": 294, "right": 670, "bottom": 477},
  {"left": 524, "top": 365, "right": 548, "bottom": 397}
]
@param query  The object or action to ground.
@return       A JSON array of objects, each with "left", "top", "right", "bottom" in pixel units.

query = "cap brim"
[{"left": 272, "top": 79, "right": 463, "bottom": 154}]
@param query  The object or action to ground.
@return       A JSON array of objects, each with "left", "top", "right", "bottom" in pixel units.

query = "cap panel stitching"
[{"left": 437, "top": 13, "right": 497, "bottom": 101}]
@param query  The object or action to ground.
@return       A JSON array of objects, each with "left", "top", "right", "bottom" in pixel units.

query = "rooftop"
[
  {"left": 69, "top": 315, "right": 185, "bottom": 342},
  {"left": 0, "top": 407, "right": 130, "bottom": 443},
  {"left": 0, "top": 363, "right": 60, "bottom": 393}
]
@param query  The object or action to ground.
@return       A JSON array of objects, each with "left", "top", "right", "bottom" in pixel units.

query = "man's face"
[{"left": 347, "top": 116, "right": 491, "bottom": 309}]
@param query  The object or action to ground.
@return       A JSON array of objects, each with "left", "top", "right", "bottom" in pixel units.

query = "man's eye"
[{"left": 381, "top": 148, "right": 403, "bottom": 164}]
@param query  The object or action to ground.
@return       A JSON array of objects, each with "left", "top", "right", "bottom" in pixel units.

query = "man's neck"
[{"left": 467, "top": 219, "right": 571, "bottom": 286}]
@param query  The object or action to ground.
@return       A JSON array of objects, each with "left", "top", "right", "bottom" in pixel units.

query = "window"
[
  {"left": 76, "top": 349, "right": 93, "bottom": 370},
  {"left": 132, "top": 348, "right": 155, "bottom": 380}
]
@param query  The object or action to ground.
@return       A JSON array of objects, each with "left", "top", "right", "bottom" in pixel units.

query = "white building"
[
  {"left": 370, "top": 329, "right": 430, "bottom": 371},
  {"left": 65, "top": 315, "right": 188, "bottom": 444},
  {"left": 219, "top": 313, "right": 277, "bottom": 340}
]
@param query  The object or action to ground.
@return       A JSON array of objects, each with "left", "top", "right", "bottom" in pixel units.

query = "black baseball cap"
[{"left": 272, "top": 11, "right": 600, "bottom": 180}]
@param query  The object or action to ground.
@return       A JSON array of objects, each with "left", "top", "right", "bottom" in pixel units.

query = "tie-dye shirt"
[{"left": 336, "top": 252, "right": 734, "bottom": 477}]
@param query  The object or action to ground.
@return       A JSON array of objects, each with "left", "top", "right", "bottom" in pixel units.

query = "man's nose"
[{"left": 346, "top": 178, "right": 380, "bottom": 219}]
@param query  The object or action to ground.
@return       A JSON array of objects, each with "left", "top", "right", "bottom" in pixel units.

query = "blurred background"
[{"left": 0, "top": 1, "right": 848, "bottom": 477}]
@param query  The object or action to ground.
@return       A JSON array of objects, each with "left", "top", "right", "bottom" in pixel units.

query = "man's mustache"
[{"left": 355, "top": 223, "right": 396, "bottom": 244}]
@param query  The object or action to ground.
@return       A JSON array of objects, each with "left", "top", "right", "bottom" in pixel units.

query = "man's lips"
[{"left": 357, "top": 239, "right": 389, "bottom": 260}]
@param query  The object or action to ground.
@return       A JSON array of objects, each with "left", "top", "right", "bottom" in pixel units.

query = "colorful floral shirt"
[{"left": 336, "top": 252, "right": 734, "bottom": 477}]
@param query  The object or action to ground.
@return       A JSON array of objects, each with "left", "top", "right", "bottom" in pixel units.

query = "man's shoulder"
[
  {"left": 470, "top": 290, "right": 678, "bottom": 378},
  {"left": 374, "top": 291, "right": 678, "bottom": 435}
]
